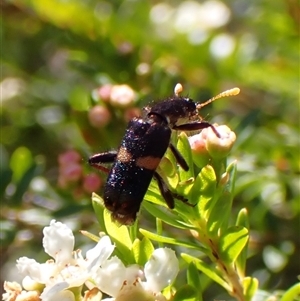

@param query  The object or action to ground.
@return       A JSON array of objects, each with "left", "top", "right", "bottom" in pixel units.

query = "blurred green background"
[{"left": 1, "top": 0, "right": 299, "bottom": 299}]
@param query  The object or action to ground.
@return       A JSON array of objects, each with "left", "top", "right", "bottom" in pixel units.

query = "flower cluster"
[
  {"left": 188, "top": 124, "right": 236, "bottom": 167},
  {"left": 58, "top": 150, "right": 102, "bottom": 197},
  {"left": 89, "top": 84, "right": 140, "bottom": 128},
  {"left": 3, "top": 220, "right": 179, "bottom": 301}
]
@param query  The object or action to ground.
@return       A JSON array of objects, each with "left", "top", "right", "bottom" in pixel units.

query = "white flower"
[
  {"left": 98, "top": 248, "right": 179, "bottom": 301},
  {"left": 42, "top": 219, "right": 75, "bottom": 266},
  {"left": 7, "top": 220, "right": 115, "bottom": 301},
  {"left": 2, "top": 281, "right": 40, "bottom": 301},
  {"left": 143, "top": 248, "right": 179, "bottom": 292},
  {"left": 95, "top": 256, "right": 141, "bottom": 297}
]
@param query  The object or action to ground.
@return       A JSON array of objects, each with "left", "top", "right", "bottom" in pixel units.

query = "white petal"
[
  {"left": 95, "top": 256, "right": 140, "bottom": 297},
  {"left": 41, "top": 282, "right": 74, "bottom": 301},
  {"left": 16, "top": 257, "right": 57, "bottom": 284},
  {"left": 43, "top": 220, "right": 74, "bottom": 264},
  {"left": 144, "top": 248, "right": 179, "bottom": 292},
  {"left": 86, "top": 236, "right": 115, "bottom": 272},
  {"left": 16, "top": 257, "right": 42, "bottom": 282}
]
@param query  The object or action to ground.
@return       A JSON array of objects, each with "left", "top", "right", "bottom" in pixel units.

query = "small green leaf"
[
  {"left": 69, "top": 86, "right": 89, "bottom": 111},
  {"left": 132, "top": 237, "right": 154, "bottom": 266},
  {"left": 181, "top": 253, "right": 230, "bottom": 291},
  {"left": 225, "top": 160, "right": 237, "bottom": 195},
  {"left": 173, "top": 284, "right": 198, "bottom": 301},
  {"left": 146, "top": 182, "right": 166, "bottom": 206},
  {"left": 142, "top": 201, "right": 195, "bottom": 229},
  {"left": 92, "top": 193, "right": 134, "bottom": 263},
  {"left": 103, "top": 210, "right": 134, "bottom": 264},
  {"left": 177, "top": 132, "right": 194, "bottom": 181},
  {"left": 190, "top": 165, "right": 217, "bottom": 219},
  {"left": 140, "top": 229, "right": 209, "bottom": 253},
  {"left": 91, "top": 193, "right": 106, "bottom": 231},
  {"left": 207, "top": 162, "right": 237, "bottom": 235},
  {"left": 218, "top": 226, "right": 249, "bottom": 264},
  {"left": 207, "top": 190, "right": 231, "bottom": 236},
  {"left": 160, "top": 149, "right": 179, "bottom": 190},
  {"left": 10, "top": 146, "right": 33, "bottom": 182},
  {"left": 187, "top": 262, "right": 203, "bottom": 301},
  {"left": 236, "top": 208, "right": 250, "bottom": 277},
  {"left": 280, "top": 282, "right": 300, "bottom": 301},
  {"left": 242, "top": 277, "right": 259, "bottom": 301}
]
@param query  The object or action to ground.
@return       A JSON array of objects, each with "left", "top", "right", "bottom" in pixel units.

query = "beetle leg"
[
  {"left": 153, "top": 172, "right": 194, "bottom": 208},
  {"left": 88, "top": 151, "right": 118, "bottom": 173},
  {"left": 169, "top": 143, "right": 189, "bottom": 171},
  {"left": 173, "top": 121, "right": 220, "bottom": 137},
  {"left": 153, "top": 172, "right": 175, "bottom": 209}
]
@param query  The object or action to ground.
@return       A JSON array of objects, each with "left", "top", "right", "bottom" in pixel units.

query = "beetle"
[{"left": 89, "top": 84, "right": 240, "bottom": 224}]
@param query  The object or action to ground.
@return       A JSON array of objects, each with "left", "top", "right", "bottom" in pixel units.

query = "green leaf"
[
  {"left": 10, "top": 146, "right": 33, "bottom": 182},
  {"left": 190, "top": 165, "right": 217, "bottom": 219},
  {"left": 92, "top": 193, "right": 134, "bottom": 264},
  {"left": 140, "top": 229, "right": 209, "bottom": 253},
  {"left": 206, "top": 190, "right": 231, "bottom": 236},
  {"left": 142, "top": 201, "right": 195, "bottom": 229},
  {"left": 173, "top": 284, "right": 198, "bottom": 301},
  {"left": 103, "top": 210, "right": 134, "bottom": 264},
  {"left": 160, "top": 149, "right": 179, "bottom": 191},
  {"left": 207, "top": 161, "right": 238, "bottom": 235},
  {"left": 182, "top": 253, "right": 230, "bottom": 290},
  {"left": 224, "top": 160, "right": 237, "bottom": 196},
  {"left": 91, "top": 193, "right": 106, "bottom": 232},
  {"left": 132, "top": 237, "right": 154, "bottom": 266},
  {"left": 177, "top": 132, "right": 194, "bottom": 181},
  {"left": 146, "top": 182, "right": 166, "bottom": 206},
  {"left": 280, "top": 282, "right": 300, "bottom": 301},
  {"left": 187, "top": 262, "right": 203, "bottom": 301},
  {"left": 242, "top": 277, "right": 259, "bottom": 301},
  {"left": 236, "top": 208, "right": 250, "bottom": 277},
  {"left": 218, "top": 226, "right": 249, "bottom": 264},
  {"left": 69, "top": 86, "right": 90, "bottom": 111}
]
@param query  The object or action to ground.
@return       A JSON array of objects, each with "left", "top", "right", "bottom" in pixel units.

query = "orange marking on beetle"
[
  {"left": 117, "top": 147, "right": 132, "bottom": 162},
  {"left": 136, "top": 156, "right": 161, "bottom": 170}
]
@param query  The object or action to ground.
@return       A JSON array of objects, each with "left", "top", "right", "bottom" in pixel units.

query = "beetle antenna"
[
  {"left": 174, "top": 83, "right": 183, "bottom": 96},
  {"left": 196, "top": 87, "right": 240, "bottom": 109}
]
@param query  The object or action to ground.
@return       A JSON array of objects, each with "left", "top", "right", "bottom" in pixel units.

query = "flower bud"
[
  {"left": 58, "top": 150, "right": 81, "bottom": 166},
  {"left": 205, "top": 125, "right": 236, "bottom": 159},
  {"left": 188, "top": 132, "right": 211, "bottom": 168},
  {"left": 22, "top": 276, "right": 44, "bottom": 292},
  {"left": 110, "top": 84, "right": 136, "bottom": 108},
  {"left": 97, "top": 84, "right": 112, "bottom": 102},
  {"left": 189, "top": 125, "right": 236, "bottom": 166},
  {"left": 83, "top": 173, "right": 102, "bottom": 193},
  {"left": 88, "top": 105, "right": 111, "bottom": 128}
]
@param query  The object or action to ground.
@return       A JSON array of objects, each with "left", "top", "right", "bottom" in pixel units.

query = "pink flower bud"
[
  {"left": 110, "top": 84, "right": 136, "bottom": 107},
  {"left": 88, "top": 105, "right": 111, "bottom": 128},
  {"left": 83, "top": 173, "right": 102, "bottom": 193},
  {"left": 59, "top": 163, "right": 83, "bottom": 184},
  {"left": 189, "top": 125, "right": 236, "bottom": 166},
  {"left": 97, "top": 84, "right": 113, "bottom": 102},
  {"left": 58, "top": 150, "right": 81, "bottom": 166},
  {"left": 188, "top": 132, "right": 211, "bottom": 168}
]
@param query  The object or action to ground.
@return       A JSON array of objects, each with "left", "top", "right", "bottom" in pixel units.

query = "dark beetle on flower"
[{"left": 89, "top": 84, "right": 240, "bottom": 225}]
